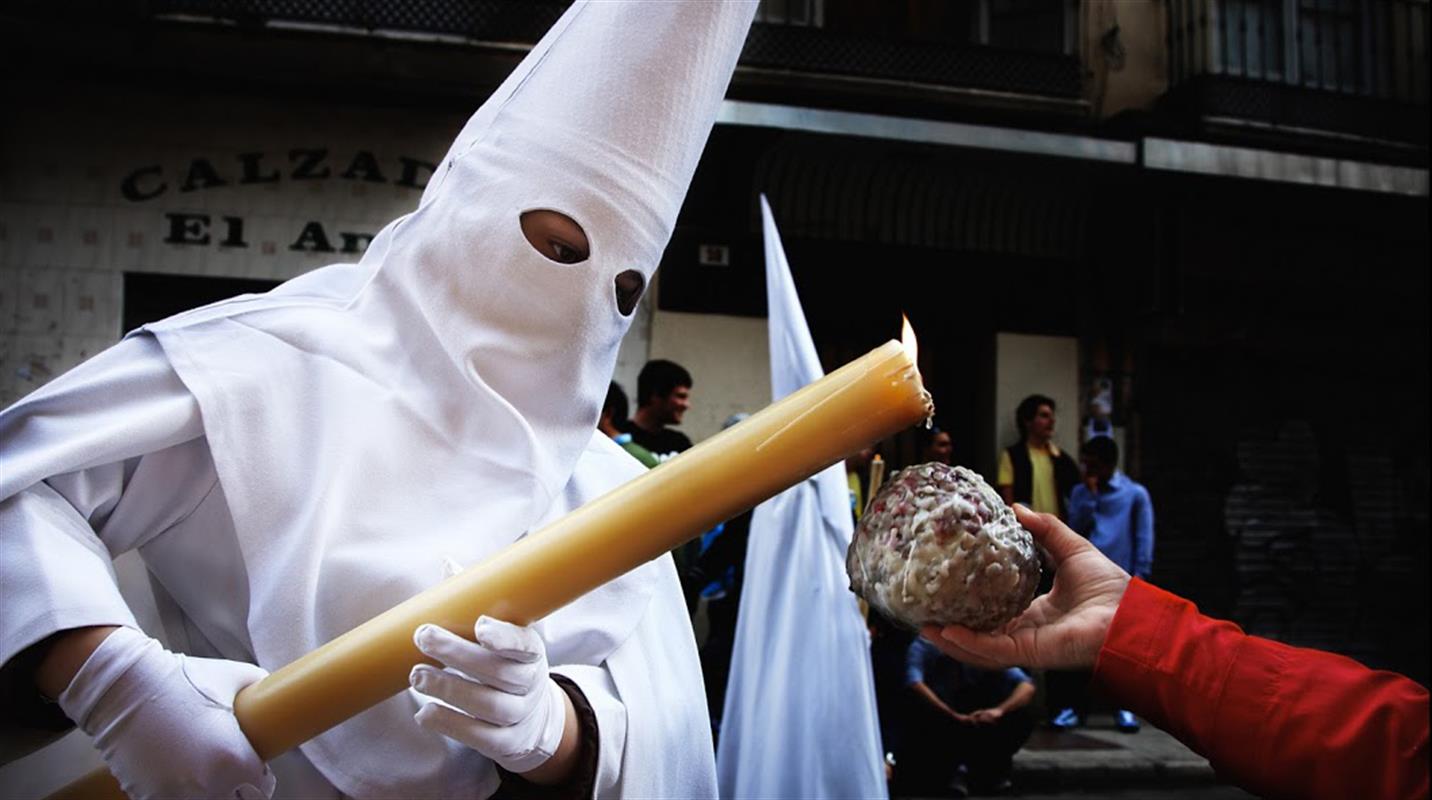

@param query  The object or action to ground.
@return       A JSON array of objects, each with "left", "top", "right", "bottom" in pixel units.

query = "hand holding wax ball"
[{"left": 847, "top": 463, "right": 1041, "bottom": 631}]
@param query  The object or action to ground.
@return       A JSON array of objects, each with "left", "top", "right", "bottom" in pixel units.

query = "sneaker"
[
  {"left": 1049, "top": 707, "right": 1082, "bottom": 730},
  {"left": 1115, "top": 709, "right": 1141, "bottom": 732}
]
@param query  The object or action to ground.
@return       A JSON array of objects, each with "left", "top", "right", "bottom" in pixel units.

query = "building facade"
[{"left": 2, "top": 0, "right": 1427, "bottom": 708}]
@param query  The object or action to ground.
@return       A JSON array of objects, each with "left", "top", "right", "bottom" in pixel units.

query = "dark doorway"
[{"left": 122, "top": 272, "right": 280, "bottom": 333}]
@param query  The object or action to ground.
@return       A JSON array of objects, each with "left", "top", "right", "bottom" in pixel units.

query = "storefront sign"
[{"left": 120, "top": 149, "right": 436, "bottom": 254}]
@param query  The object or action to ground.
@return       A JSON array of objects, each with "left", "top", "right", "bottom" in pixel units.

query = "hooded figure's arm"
[
  {"left": 0, "top": 481, "right": 138, "bottom": 748},
  {"left": 1, "top": 335, "right": 280, "bottom": 797},
  {"left": 1, "top": 334, "right": 205, "bottom": 708}
]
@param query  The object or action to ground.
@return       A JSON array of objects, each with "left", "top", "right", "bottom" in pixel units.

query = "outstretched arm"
[
  {"left": 924, "top": 506, "right": 1430, "bottom": 800},
  {"left": 1099, "top": 579, "right": 1427, "bottom": 800}
]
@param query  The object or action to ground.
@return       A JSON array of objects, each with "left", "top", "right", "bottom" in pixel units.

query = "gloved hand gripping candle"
[{"left": 231, "top": 332, "right": 932, "bottom": 762}]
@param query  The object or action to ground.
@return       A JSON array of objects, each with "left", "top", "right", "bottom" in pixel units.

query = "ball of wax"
[{"left": 847, "top": 462, "right": 1040, "bottom": 631}]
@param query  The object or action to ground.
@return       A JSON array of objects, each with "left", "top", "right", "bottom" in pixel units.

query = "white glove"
[
  {"left": 57, "top": 626, "right": 275, "bottom": 800},
  {"left": 410, "top": 616, "right": 567, "bottom": 774}
]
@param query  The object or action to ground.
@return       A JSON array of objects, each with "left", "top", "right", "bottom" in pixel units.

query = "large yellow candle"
[{"left": 53, "top": 336, "right": 930, "bottom": 799}]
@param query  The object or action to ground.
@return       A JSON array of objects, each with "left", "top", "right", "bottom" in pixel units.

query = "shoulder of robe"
[{"left": 581, "top": 433, "right": 648, "bottom": 483}]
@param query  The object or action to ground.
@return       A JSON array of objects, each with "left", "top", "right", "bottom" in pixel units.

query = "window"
[
  {"left": 1220, "top": 0, "right": 1287, "bottom": 79},
  {"left": 1297, "top": 0, "right": 1364, "bottom": 91}
]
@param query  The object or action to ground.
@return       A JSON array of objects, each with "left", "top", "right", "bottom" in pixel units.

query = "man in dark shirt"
[
  {"left": 902, "top": 638, "right": 1036, "bottom": 796},
  {"left": 620, "top": 359, "right": 694, "bottom": 459}
]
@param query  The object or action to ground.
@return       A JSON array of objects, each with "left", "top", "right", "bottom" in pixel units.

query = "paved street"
[
  {"left": 1010, "top": 714, "right": 1217, "bottom": 792},
  {"left": 994, "top": 788, "right": 1256, "bottom": 799},
  {"left": 894, "top": 713, "right": 1261, "bottom": 799}
]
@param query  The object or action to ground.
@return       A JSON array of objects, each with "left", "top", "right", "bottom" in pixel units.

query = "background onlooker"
[
  {"left": 1048, "top": 434, "right": 1156, "bottom": 732},
  {"left": 684, "top": 415, "right": 756, "bottom": 747},
  {"left": 901, "top": 638, "right": 1036, "bottom": 797},
  {"left": 684, "top": 413, "right": 753, "bottom": 625},
  {"left": 997, "top": 394, "right": 1081, "bottom": 518},
  {"left": 1069, "top": 435, "right": 1153, "bottom": 583},
  {"left": 920, "top": 425, "right": 954, "bottom": 466},
  {"left": 867, "top": 609, "right": 911, "bottom": 789},
  {"left": 599, "top": 382, "right": 659, "bottom": 468},
  {"left": 996, "top": 394, "right": 1083, "bottom": 731},
  {"left": 621, "top": 359, "right": 694, "bottom": 460}
]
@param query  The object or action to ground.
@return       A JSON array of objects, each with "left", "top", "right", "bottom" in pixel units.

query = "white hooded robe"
[
  {"left": 0, "top": 1, "right": 757, "bottom": 796},
  {"left": 715, "top": 196, "right": 889, "bottom": 800}
]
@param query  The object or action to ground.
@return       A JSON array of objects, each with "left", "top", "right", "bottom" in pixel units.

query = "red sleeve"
[{"left": 1093, "top": 578, "right": 1429, "bottom": 800}]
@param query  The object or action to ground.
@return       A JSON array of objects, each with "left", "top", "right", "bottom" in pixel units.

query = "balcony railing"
[
  {"left": 150, "top": 0, "right": 569, "bottom": 42},
  {"left": 1166, "top": 0, "right": 1428, "bottom": 146},
  {"left": 125, "top": 0, "right": 1086, "bottom": 103},
  {"left": 1169, "top": 0, "right": 1429, "bottom": 104}
]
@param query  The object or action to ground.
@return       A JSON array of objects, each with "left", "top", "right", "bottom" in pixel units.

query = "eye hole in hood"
[
  {"left": 521, "top": 209, "right": 590, "bottom": 264},
  {"left": 615, "top": 270, "right": 644, "bottom": 316}
]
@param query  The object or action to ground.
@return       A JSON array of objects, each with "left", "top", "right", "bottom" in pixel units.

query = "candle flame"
[{"left": 901, "top": 315, "right": 918, "bottom": 365}]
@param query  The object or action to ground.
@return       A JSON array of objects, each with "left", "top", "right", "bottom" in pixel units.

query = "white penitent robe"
[
  {"left": 0, "top": 333, "right": 715, "bottom": 799},
  {"left": 0, "top": 2, "right": 757, "bottom": 792},
  {"left": 715, "top": 197, "right": 888, "bottom": 799}
]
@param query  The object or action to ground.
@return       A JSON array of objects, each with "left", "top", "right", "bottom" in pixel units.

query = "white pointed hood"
[
  {"left": 143, "top": 3, "right": 755, "bottom": 796},
  {"left": 715, "top": 197, "right": 888, "bottom": 799},
  {"left": 385, "top": 0, "right": 757, "bottom": 496},
  {"left": 760, "top": 195, "right": 857, "bottom": 535}
]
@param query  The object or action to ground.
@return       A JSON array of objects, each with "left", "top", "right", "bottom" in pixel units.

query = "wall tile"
[
  {"left": 17, "top": 266, "right": 63, "bottom": 335},
  {"left": 65, "top": 270, "right": 120, "bottom": 338}
]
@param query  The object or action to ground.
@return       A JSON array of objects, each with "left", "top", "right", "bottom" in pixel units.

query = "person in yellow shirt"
[
  {"left": 996, "top": 394, "right": 1085, "bottom": 731},
  {"left": 996, "top": 394, "right": 1081, "bottom": 519}
]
